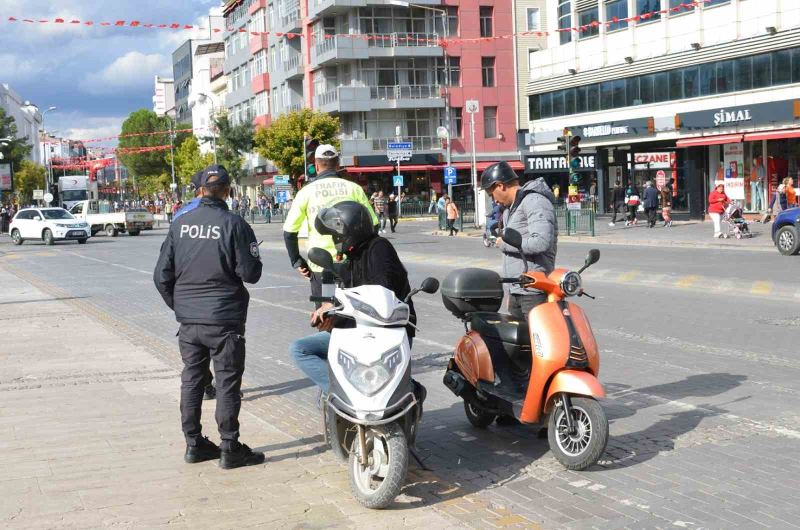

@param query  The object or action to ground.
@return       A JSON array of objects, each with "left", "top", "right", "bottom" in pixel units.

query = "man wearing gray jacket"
[{"left": 480, "top": 161, "right": 558, "bottom": 322}]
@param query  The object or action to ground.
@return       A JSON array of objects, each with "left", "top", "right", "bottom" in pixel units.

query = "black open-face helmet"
[
  {"left": 480, "top": 161, "right": 519, "bottom": 191},
  {"left": 315, "top": 200, "right": 376, "bottom": 256}
]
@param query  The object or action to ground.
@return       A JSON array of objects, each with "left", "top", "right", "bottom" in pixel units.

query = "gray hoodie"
[{"left": 499, "top": 178, "right": 558, "bottom": 295}]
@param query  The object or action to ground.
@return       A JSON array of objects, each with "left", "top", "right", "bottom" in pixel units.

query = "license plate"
[
  {"left": 68, "top": 231, "right": 86, "bottom": 238},
  {"left": 133, "top": 222, "right": 145, "bottom": 228}
]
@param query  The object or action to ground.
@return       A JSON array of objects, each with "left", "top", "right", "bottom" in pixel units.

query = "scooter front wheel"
[
  {"left": 348, "top": 422, "right": 408, "bottom": 509},
  {"left": 548, "top": 396, "right": 608, "bottom": 471}
]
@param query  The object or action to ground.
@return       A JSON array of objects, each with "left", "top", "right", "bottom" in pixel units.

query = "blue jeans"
[{"left": 289, "top": 332, "right": 331, "bottom": 393}]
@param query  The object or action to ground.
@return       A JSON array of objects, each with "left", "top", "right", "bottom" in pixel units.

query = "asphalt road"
[{"left": 1, "top": 220, "right": 799, "bottom": 529}]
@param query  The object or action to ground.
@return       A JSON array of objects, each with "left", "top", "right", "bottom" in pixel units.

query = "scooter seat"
[{"left": 470, "top": 312, "right": 530, "bottom": 346}]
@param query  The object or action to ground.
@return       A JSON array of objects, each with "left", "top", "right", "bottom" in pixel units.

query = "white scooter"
[{"left": 308, "top": 248, "right": 439, "bottom": 509}]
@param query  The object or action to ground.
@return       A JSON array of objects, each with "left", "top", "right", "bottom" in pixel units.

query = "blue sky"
[{"left": 0, "top": 0, "right": 220, "bottom": 145}]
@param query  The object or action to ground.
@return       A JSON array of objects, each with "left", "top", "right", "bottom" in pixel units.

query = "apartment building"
[
  {"left": 0, "top": 84, "right": 43, "bottom": 167},
  {"left": 514, "top": 0, "right": 548, "bottom": 145},
  {"left": 526, "top": 0, "right": 800, "bottom": 219},
  {"left": 223, "top": 0, "right": 521, "bottom": 200},
  {"left": 153, "top": 76, "right": 175, "bottom": 117}
]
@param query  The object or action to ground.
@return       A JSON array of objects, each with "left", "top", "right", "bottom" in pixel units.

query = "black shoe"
[
  {"left": 495, "top": 415, "right": 522, "bottom": 426},
  {"left": 219, "top": 443, "right": 265, "bottom": 470},
  {"left": 204, "top": 384, "right": 216, "bottom": 400},
  {"left": 184, "top": 436, "right": 221, "bottom": 464}
]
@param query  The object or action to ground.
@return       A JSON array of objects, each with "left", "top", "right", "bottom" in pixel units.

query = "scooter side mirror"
[
  {"left": 420, "top": 277, "right": 439, "bottom": 294},
  {"left": 503, "top": 228, "right": 523, "bottom": 249},
  {"left": 578, "top": 249, "right": 600, "bottom": 274},
  {"left": 308, "top": 247, "right": 334, "bottom": 271}
]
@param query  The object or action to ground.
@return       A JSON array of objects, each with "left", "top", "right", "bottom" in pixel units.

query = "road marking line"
[
  {"left": 249, "top": 285, "right": 304, "bottom": 290},
  {"left": 616, "top": 270, "right": 640, "bottom": 282},
  {"left": 750, "top": 281, "right": 773, "bottom": 295},
  {"left": 675, "top": 275, "right": 700, "bottom": 288},
  {"left": 67, "top": 252, "right": 151, "bottom": 275}
]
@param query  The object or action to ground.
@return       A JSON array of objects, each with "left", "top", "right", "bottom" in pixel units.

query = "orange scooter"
[{"left": 441, "top": 228, "right": 608, "bottom": 470}]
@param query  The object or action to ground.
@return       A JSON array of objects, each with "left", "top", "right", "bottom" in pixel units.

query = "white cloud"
[
  {"left": 48, "top": 112, "right": 127, "bottom": 147},
  {"left": 0, "top": 53, "right": 46, "bottom": 81},
  {"left": 81, "top": 51, "right": 171, "bottom": 96}
]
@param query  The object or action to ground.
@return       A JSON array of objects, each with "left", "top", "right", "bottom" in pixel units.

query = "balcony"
[
  {"left": 311, "top": 33, "right": 441, "bottom": 67},
  {"left": 276, "top": 6, "right": 301, "bottom": 34},
  {"left": 309, "top": 0, "right": 442, "bottom": 19},
  {"left": 314, "top": 86, "right": 372, "bottom": 113},
  {"left": 282, "top": 54, "right": 303, "bottom": 79},
  {"left": 369, "top": 85, "right": 444, "bottom": 109},
  {"left": 250, "top": 34, "right": 269, "bottom": 54}
]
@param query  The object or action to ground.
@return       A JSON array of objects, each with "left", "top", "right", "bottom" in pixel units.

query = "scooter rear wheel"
[
  {"left": 348, "top": 423, "right": 408, "bottom": 509},
  {"left": 464, "top": 400, "right": 497, "bottom": 429},
  {"left": 548, "top": 396, "right": 608, "bottom": 471}
]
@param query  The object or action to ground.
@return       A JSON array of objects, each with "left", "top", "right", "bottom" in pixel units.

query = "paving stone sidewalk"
[{"left": 0, "top": 267, "right": 471, "bottom": 529}]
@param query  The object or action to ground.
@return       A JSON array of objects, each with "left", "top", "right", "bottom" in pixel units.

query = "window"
[
  {"left": 528, "top": 96, "right": 540, "bottom": 120},
  {"left": 772, "top": 49, "right": 791, "bottom": 85},
  {"left": 705, "top": 0, "right": 730, "bottom": 6},
  {"left": 793, "top": 49, "right": 800, "bottom": 83},
  {"left": 669, "top": 69, "right": 683, "bottom": 99},
  {"left": 575, "top": 86, "right": 587, "bottom": 113},
  {"left": 479, "top": 7, "right": 493, "bottom": 38},
  {"left": 552, "top": 91, "right": 564, "bottom": 115},
  {"left": 483, "top": 106, "right": 497, "bottom": 138},
  {"left": 654, "top": 72, "right": 669, "bottom": 102},
  {"left": 446, "top": 6, "right": 458, "bottom": 36},
  {"left": 558, "top": 0, "right": 572, "bottom": 45},
  {"left": 586, "top": 84, "right": 599, "bottom": 112},
  {"left": 734, "top": 57, "right": 752, "bottom": 91},
  {"left": 606, "top": 0, "right": 628, "bottom": 32},
  {"left": 526, "top": 8, "right": 540, "bottom": 31},
  {"left": 539, "top": 92, "right": 552, "bottom": 118},
  {"left": 752, "top": 54, "right": 771, "bottom": 88},
  {"left": 636, "top": 0, "right": 660, "bottom": 23},
  {"left": 452, "top": 107, "right": 463, "bottom": 137},
  {"left": 578, "top": 8, "right": 599, "bottom": 39},
  {"left": 639, "top": 74, "right": 654, "bottom": 104},
  {"left": 669, "top": 0, "right": 694, "bottom": 14},
  {"left": 600, "top": 81, "right": 613, "bottom": 110},
  {"left": 253, "top": 50, "right": 267, "bottom": 75},
  {"left": 699, "top": 62, "right": 716, "bottom": 96},
  {"left": 443, "top": 56, "right": 460, "bottom": 86},
  {"left": 564, "top": 88, "right": 576, "bottom": 115},
  {"left": 481, "top": 57, "right": 495, "bottom": 87},
  {"left": 716, "top": 60, "right": 734, "bottom": 93},
  {"left": 626, "top": 77, "right": 640, "bottom": 105},
  {"left": 682, "top": 66, "right": 698, "bottom": 98}
]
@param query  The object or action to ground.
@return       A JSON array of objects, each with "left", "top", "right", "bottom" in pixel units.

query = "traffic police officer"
[
  {"left": 154, "top": 164, "right": 265, "bottom": 469},
  {"left": 282, "top": 144, "right": 378, "bottom": 300}
]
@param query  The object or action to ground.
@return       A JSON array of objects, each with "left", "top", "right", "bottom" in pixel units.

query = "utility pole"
[{"left": 168, "top": 116, "right": 177, "bottom": 198}]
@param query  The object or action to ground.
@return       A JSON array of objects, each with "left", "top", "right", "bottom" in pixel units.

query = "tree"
[
  {"left": 117, "top": 109, "right": 172, "bottom": 178},
  {"left": 14, "top": 160, "right": 45, "bottom": 204},
  {"left": 0, "top": 107, "right": 33, "bottom": 171},
  {"left": 166, "top": 136, "right": 213, "bottom": 189},
  {"left": 211, "top": 114, "right": 254, "bottom": 185},
  {"left": 135, "top": 173, "right": 171, "bottom": 199},
  {"left": 254, "top": 109, "right": 340, "bottom": 184}
]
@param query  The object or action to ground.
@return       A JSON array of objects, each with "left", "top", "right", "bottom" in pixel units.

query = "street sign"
[
  {"left": 43, "top": 192, "right": 54, "bottom": 204},
  {"left": 276, "top": 191, "right": 289, "bottom": 204},
  {"left": 273, "top": 175, "right": 290, "bottom": 185},
  {"left": 387, "top": 142, "right": 412, "bottom": 162},
  {"left": 393, "top": 174, "right": 404, "bottom": 187},
  {"left": 567, "top": 194, "right": 581, "bottom": 210},
  {"left": 444, "top": 166, "right": 457, "bottom": 185},
  {"left": 33, "top": 189, "right": 44, "bottom": 200},
  {"left": 465, "top": 100, "right": 480, "bottom": 114}
]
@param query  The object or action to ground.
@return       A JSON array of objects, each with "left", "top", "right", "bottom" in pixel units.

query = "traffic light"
[
  {"left": 556, "top": 129, "right": 569, "bottom": 154},
  {"left": 569, "top": 135, "right": 582, "bottom": 184},
  {"left": 304, "top": 136, "right": 319, "bottom": 181}
]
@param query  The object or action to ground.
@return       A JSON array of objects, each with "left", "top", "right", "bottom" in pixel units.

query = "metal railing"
[
  {"left": 282, "top": 54, "right": 300, "bottom": 71},
  {"left": 315, "top": 35, "right": 337, "bottom": 56},
  {"left": 438, "top": 203, "right": 476, "bottom": 231},
  {"left": 370, "top": 136, "right": 440, "bottom": 151},
  {"left": 556, "top": 205, "right": 595, "bottom": 236},
  {"left": 315, "top": 88, "right": 339, "bottom": 107},
  {"left": 287, "top": 102, "right": 302, "bottom": 113},
  {"left": 367, "top": 32, "right": 440, "bottom": 48},
  {"left": 279, "top": 7, "right": 301, "bottom": 29},
  {"left": 370, "top": 85, "right": 442, "bottom": 100}
]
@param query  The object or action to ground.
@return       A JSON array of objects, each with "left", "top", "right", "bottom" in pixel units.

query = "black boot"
[
  {"left": 203, "top": 383, "right": 217, "bottom": 400},
  {"left": 219, "top": 443, "right": 265, "bottom": 470},
  {"left": 184, "top": 436, "right": 221, "bottom": 464}
]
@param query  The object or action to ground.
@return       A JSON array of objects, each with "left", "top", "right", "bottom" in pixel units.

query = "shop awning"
[
  {"left": 743, "top": 129, "right": 800, "bottom": 142},
  {"left": 676, "top": 134, "right": 744, "bottom": 148},
  {"left": 344, "top": 160, "right": 523, "bottom": 174}
]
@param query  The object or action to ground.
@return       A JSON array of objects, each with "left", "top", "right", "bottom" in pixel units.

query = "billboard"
[{"left": 0, "top": 164, "right": 12, "bottom": 191}]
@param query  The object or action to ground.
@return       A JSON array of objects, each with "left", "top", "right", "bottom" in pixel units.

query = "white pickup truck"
[{"left": 68, "top": 200, "right": 154, "bottom": 237}]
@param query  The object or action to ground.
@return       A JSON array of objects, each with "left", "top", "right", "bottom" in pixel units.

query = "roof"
[{"left": 196, "top": 42, "right": 225, "bottom": 56}]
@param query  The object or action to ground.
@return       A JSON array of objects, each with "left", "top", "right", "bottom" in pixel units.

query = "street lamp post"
[
  {"left": 40, "top": 106, "right": 57, "bottom": 189},
  {"left": 168, "top": 116, "right": 177, "bottom": 197}
]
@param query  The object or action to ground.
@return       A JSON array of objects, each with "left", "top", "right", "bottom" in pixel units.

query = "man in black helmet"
[
  {"left": 480, "top": 161, "right": 557, "bottom": 322},
  {"left": 287, "top": 200, "right": 415, "bottom": 396}
]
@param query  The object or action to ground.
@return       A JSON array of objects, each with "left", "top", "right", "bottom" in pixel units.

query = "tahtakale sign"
[{"left": 525, "top": 154, "right": 597, "bottom": 174}]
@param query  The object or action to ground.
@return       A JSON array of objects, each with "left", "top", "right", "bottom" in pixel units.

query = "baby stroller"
[{"left": 723, "top": 202, "right": 751, "bottom": 239}]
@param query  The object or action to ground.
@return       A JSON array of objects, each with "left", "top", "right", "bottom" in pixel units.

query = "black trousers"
[
  {"left": 508, "top": 292, "right": 548, "bottom": 322},
  {"left": 447, "top": 219, "right": 457, "bottom": 235},
  {"left": 179, "top": 323, "right": 246, "bottom": 450},
  {"left": 610, "top": 202, "right": 625, "bottom": 223},
  {"left": 646, "top": 207, "right": 657, "bottom": 227},
  {"left": 627, "top": 205, "right": 638, "bottom": 222},
  {"left": 389, "top": 215, "right": 398, "bottom": 232}
]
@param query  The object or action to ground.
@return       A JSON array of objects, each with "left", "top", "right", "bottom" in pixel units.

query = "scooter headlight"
[
  {"left": 561, "top": 271, "right": 582, "bottom": 297},
  {"left": 338, "top": 348, "right": 402, "bottom": 396},
  {"left": 349, "top": 297, "right": 409, "bottom": 325}
]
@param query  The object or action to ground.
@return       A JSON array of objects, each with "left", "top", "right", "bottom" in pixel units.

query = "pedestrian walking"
[
  {"left": 660, "top": 180, "right": 673, "bottom": 227},
  {"left": 708, "top": 183, "right": 731, "bottom": 238},
  {"left": 428, "top": 192, "right": 437, "bottom": 214},
  {"left": 783, "top": 177, "right": 796, "bottom": 208},
  {"left": 608, "top": 180, "right": 626, "bottom": 226},
  {"left": 446, "top": 197, "right": 459, "bottom": 236},
  {"left": 387, "top": 193, "right": 399, "bottom": 232},
  {"left": 624, "top": 184, "right": 640, "bottom": 226},
  {"left": 763, "top": 183, "right": 787, "bottom": 223},
  {"left": 643, "top": 181, "right": 659, "bottom": 228},
  {"left": 374, "top": 191, "right": 387, "bottom": 233},
  {"left": 589, "top": 179, "right": 598, "bottom": 212},
  {"left": 153, "top": 164, "right": 265, "bottom": 469}
]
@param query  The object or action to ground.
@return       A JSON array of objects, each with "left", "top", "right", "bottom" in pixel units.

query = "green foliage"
[
  {"left": 14, "top": 160, "right": 46, "bottom": 203},
  {"left": 135, "top": 173, "right": 171, "bottom": 198},
  {"left": 117, "top": 109, "right": 171, "bottom": 178},
  {"left": 212, "top": 114, "right": 253, "bottom": 184},
  {"left": 254, "top": 109, "right": 340, "bottom": 182},
  {"left": 0, "top": 107, "right": 33, "bottom": 170},
  {"left": 166, "top": 136, "right": 214, "bottom": 189}
]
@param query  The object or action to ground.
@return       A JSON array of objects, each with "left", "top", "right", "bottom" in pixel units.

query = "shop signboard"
[
  {"left": 567, "top": 118, "right": 654, "bottom": 143},
  {"left": 655, "top": 170, "right": 666, "bottom": 189},
  {"left": 723, "top": 143, "right": 745, "bottom": 200},
  {"left": 273, "top": 175, "right": 290, "bottom": 185},
  {"left": 525, "top": 154, "right": 597, "bottom": 173},
  {"left": 633, "top": 152, "right": 676, "bottom": 170},
  {"left": 0, "top": 164, "right": 11, "bottom": 191},
  {"left": 678, "top": 99, "right": 798, "bottom": 131}
]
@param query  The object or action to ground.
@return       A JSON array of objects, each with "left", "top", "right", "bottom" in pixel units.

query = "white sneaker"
[{"left": 608, "top": 222, "right": 615, "bottom": 227}]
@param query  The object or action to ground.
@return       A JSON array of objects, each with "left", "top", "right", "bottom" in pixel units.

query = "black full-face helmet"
[
  {"left": 480, "top": 161, "right": 519, "bottom": 191},
  {"left": 315, "top": 200, "right": 376, "bottom": 255}
]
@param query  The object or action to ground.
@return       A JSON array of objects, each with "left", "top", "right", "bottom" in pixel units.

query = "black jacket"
[
  {"left": 153, "top": 197, "right": 262, "bottom": 325},
  {"left": 344, "top": 235, "right": 416, "bottom": 337},
  {"left": 611, "top": 186, "right": 625, "bottom": 204}
]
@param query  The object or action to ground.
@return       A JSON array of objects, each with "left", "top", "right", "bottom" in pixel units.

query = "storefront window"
[
  {"left": 640, "top": 74, "right": 654, "bottom": 104},
  {"left": 626, "top": 77, "right": 640, "bottom": 105},
  {"left": 700, "top": 62, "right": 717, "bottom": 96},
  {"left": 716, "top": 60, "right": 734, "bottom": 93},
  {"left": 669, "top": 70, "right": 682, "bottom": 99}
]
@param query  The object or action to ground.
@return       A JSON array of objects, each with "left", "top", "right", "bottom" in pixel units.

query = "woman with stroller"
[
  {"left": 708, "top": 183, "right": 731, "bottom": 238},
  {"left": 624, "top": 183, "right": 640, "bottom": 226}
]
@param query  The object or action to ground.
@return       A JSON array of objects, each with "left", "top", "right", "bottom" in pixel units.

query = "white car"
[{"left": 9, "top": 207, "right": 91, "bottom": 246}]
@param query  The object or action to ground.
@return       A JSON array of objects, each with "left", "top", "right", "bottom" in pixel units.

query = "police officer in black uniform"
[{"left": 154, "top": 164, "right": 265, "bottom": 469}]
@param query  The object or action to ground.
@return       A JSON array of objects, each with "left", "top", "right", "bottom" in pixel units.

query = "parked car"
[
  {"left": 772, "top": 206, "right": 800, "bottom": 255},
  {"left": 9, "top": 207, "right": 91, "bottom": 246}
]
